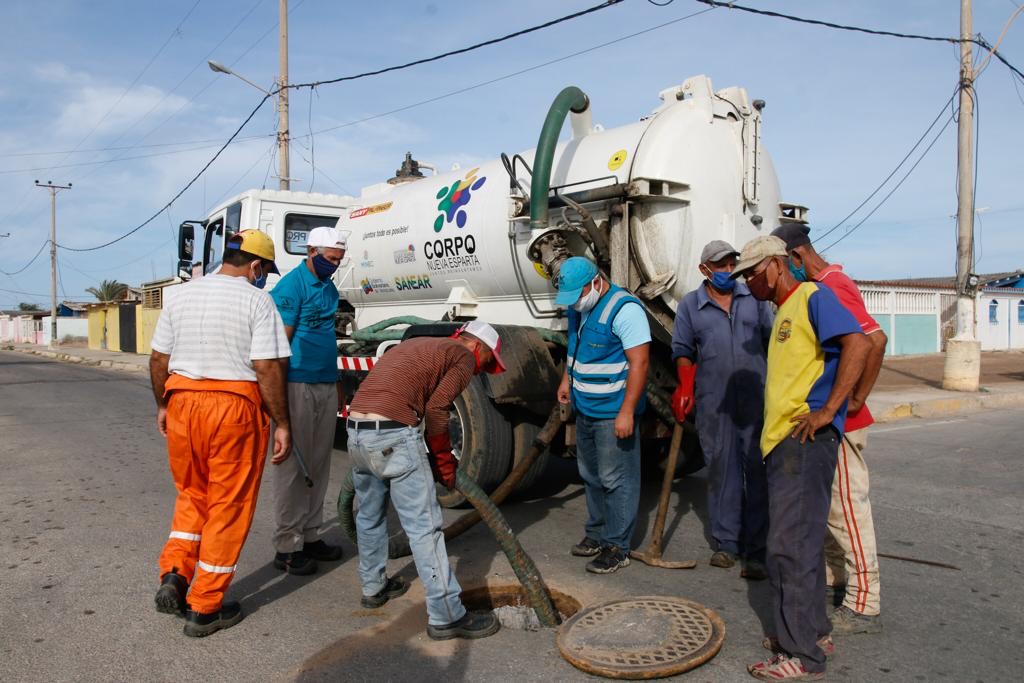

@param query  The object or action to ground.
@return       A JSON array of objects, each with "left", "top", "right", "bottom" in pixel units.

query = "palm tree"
[{"left": 86, "top": 279, "right": 130, "bottom": 302}]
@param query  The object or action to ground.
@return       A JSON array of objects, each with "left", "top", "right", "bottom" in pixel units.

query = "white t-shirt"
[{"left": 151, "top": 274, "right": 291, "bottom": 382}]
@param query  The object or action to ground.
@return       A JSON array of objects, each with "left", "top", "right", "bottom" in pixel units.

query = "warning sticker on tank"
[
  {"left": 350, "top": 202, "right": 393, "bottom": 219},
  {"left": 607, "top": 149, "right": 628, "bottom": 171}
]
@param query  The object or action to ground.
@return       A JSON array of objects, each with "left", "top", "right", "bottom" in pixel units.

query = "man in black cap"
[
  {"left": 670, "top": 239, "right": 774, "bottom": 578},
  {"left": 770, "top": 224, "right": 888, "bottom": 636}
]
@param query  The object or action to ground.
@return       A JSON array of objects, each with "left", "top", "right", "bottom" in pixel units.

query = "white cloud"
[{"left": 55, "top": 84, "right": 190, "bottom": 139}]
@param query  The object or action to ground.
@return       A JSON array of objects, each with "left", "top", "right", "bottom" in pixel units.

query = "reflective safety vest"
[{"left": 566, "top": 284, "right": 647, "bottom": 419}]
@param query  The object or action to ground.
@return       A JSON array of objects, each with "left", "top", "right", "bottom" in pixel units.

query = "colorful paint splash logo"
[{"left": 434, "top": 168, "right": 486, "bottom": 232}]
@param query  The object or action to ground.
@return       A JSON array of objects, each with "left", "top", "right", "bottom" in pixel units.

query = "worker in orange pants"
[
  {"left": 158, "top": 378, "right": 270, "bottom": 615},
  {"left": 150, "top": 229, "right": 292, "bottom": 637}
]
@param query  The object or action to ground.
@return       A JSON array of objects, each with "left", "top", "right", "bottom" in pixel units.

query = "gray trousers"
[{"left": 273, "top": 382, "right": 337, "bottom": 553}]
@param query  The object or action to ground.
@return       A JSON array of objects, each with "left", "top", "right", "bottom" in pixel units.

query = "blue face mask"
[
  {"left": 788, "top": 256, "right": 807, "bottom": 282},
  {"left": 709, "top": 271, "right": 736, "bottom": 292},
  {"left": 312, "top": 253, "right": 339, "bottom": 280},
  {"left": 251, "top": 263, "right": 267, "bottom": 289}
]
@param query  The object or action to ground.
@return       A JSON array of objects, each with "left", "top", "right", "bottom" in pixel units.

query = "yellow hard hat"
[{"left": 227, "top": 229, "right": 279, "bottom": 273}]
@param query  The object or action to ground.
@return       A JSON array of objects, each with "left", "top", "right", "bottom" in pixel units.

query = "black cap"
[{"left": 770, "top": 224, "right": 812, "bottom": 251}]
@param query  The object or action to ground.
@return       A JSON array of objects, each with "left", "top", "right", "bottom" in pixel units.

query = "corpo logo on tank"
[{"left": 434, "top": 168, "right": 486, "bottom": 232}]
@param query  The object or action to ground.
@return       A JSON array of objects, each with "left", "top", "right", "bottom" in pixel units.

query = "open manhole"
[
  {"left": 557, "top": 596, "right": 725, "bottom": 679},
  {"left": 461, "top": 584, "right": 581, "bottom": 631}
]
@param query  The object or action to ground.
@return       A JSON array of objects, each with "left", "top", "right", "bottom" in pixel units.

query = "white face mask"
[{"left": 573, "top": 277, "right": 603, "bottom": 313}]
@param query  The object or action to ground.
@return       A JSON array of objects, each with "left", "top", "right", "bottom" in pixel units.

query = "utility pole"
[
  {"left": 35, "top": 180, "right": 72, "bottom": 349},
  {"left": 278, "top": 0, "right": 290, "bottom": 190},
  {"left": 943, "top": 0, "right": 981, "bottom": 392}
]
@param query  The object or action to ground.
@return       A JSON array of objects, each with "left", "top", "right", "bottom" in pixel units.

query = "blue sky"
[{"left": 1, "top": 0, "right": 1021, "bottom": 307}]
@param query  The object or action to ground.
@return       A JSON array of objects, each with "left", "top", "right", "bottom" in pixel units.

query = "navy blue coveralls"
[{"left": 671, "top": 281, "right": 773, "bottom": 561}]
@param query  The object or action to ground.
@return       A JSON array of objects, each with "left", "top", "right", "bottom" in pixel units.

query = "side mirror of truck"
[{"left": 178, "top": 222, "right": 195, "bottom": 262}]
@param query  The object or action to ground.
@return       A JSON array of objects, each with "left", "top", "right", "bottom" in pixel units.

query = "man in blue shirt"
[
  {"left": 671, "top": 240, "right": 774, "bottom": 579},
  {"left": 269, "top": 226, "right": 346, "bottom": 575},
  {"left": 555, "top": 257, "right": 650, "bottom": 574}
]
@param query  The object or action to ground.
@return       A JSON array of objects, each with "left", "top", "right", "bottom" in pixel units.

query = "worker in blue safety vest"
[{"left": 555, "top": 257, "right": 651, "bottom": 575}]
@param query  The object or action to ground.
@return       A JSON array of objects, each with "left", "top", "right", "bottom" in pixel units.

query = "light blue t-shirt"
[
  {"left": 581, "top": 301, "right": 651, "bottom": 350},
  {"left": 270, "top": 261, "right": 340, "bottom": 384}
]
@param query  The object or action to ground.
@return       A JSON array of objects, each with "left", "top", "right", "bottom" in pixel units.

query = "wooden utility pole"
[
  {"left": 278, "top": 0, "right": 290, "bottom": 190},
  {"left": 943, "top": 0, "right": 981, "bottom": 391},
  {"left": 34, "top": 180, "right": 71, "bottom": 348}
]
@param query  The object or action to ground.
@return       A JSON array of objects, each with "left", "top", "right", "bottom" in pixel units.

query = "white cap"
[
  {"left": 307, "top": 226, "right": 346, "bottom": 250},
  {"left": 457, "top": 320, "right": 506, "bottom": 374}
]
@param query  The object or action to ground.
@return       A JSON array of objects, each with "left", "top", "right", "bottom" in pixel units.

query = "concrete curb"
[
  {"left": 872, "top": 385, "right": 1024, "bottom": 423},
  {"left": 5, "top": 345, "right": 147, "bottom": 373}
]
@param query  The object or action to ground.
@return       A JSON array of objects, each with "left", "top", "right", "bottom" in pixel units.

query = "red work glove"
[
  {"left": 425, "top": 432, "right": 457, "bottom": 489},
  {"left": 671, "top": 363, "right": 698, "bottom": 423}
]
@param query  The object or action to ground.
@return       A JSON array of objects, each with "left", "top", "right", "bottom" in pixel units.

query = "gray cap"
[
  {"left": 770, "top": 223, "right": 811, "bottom": 251},
  {"left": 700, "top": 239, "right": 739, "bottom": 265}
]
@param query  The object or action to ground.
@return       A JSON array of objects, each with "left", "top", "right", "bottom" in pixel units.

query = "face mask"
[
  {"left": 252, "top": 263, "right": 267, "bottom": 289},
  {"left": 312, "top": 253, "right": 339, "bottom": 280},
  {"left": 573, "top": 278, "right": 602, "bottom": 313},
  {"left": 709, "top": 271, "right": 736, "bottom": 292},
  {"left": 788, "top": 256, "right": 807, "bottom": 282}
]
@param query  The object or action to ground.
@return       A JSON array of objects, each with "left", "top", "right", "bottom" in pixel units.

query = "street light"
[{"left": 206, "top": 60, "right": 273, "bottom": 96}]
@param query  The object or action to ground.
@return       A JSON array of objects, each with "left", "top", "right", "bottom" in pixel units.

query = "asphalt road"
[{"left": 1, "top": 350, "right": 1022, "bottom": 682}]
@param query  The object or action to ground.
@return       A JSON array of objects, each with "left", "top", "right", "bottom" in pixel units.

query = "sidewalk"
[{"left": 7, "top": 342, "right": 1024, "bottom": 423}]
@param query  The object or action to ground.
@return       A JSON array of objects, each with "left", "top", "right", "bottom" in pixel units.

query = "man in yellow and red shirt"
[
  {"left": 733, "top": 236, "right": 869, "bottom": 681},
  {"left": 773, "top": 224, "right": 888, "bottom": 636}
]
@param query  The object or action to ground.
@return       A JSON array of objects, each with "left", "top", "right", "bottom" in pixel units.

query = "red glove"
[
  {"left": 671, "top": 363, "right": 698, "bottom": 423},
  {"left": 425, "top": 432, "right": 457, "bottom": 489}
]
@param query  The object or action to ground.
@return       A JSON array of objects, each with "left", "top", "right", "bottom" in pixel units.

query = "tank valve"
[
  {"left": 750, "top": 214, "right": 764, "bottom": 226},
  {"left": 753, "top": 99, "right": 766, "bottom": 112}
]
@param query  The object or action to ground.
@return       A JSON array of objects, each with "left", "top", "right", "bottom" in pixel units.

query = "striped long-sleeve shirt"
[{"left": 349, "top": 337, "right": 475, "bottom": 436}]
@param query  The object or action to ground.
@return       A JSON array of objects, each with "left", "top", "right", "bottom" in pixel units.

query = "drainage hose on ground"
[
  {"left": 337, "top": 406, "right": 562, "bottom": 558},
  {"left": 453, "top": 467, "right": 560, "bottom": 628}
]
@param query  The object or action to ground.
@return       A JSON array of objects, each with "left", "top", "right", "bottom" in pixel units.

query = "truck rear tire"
[{"left": 437, "top": 376, "right": 513, "bottom": 508}]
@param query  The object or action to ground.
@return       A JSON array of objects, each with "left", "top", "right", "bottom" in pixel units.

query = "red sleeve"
[{"left": 817, "top": 270, "right": 881, "bottom": 335}]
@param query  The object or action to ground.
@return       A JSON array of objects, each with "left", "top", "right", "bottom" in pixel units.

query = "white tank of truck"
[{"left": 180, "top": 74, "right": 806, "bottom": 500}]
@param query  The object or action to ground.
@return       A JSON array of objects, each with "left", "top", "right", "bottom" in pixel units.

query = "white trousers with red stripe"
[{"left": 824, "top": 427, "right": 881, "bottom": 616}]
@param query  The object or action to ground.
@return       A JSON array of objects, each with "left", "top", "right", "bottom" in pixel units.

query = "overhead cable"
[{"left": 0, "top": 240, "right": 51, "bottom": 276}]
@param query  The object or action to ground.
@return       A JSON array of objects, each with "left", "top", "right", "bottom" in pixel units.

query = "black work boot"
[
  {"left": 183, "top": 601, "right": 244, "bottom": 638},
  {"left": 274, "top": 550, "right": 317, "bottom": 575},
  {"left": 304, "top": 539, "right": 343, "bottom": 562},
  {"left": 361, "top": 576, "right": 410, "bottom": 609},
  {"left": 154, "top": 571, "right": 188, "bottom": 616},
  {"left": 427, "top": 610, "right": 501, "bottom": 641}
]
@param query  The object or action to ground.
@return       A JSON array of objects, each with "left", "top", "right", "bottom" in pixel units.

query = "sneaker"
[
  {"left": 741, "top": 560, "right": 768, "bottom": 581},
  {"left": 304, "top": 539, "right": 344, "bottom": 562},
  {"left": 361, "top": 576, "right": 410, "bottom": 609},
  {"left": 154, "top": 571, "right": 187, "bottom": 616},
  {"left": 586, "top": 546, "right": 630, "bottom": 574},
  {"left": 274, "top": 550, "right": 318, "bottom": 576},
  {"left": 748, "top": 653, "right": 824, "bottom": 680},
  {"left": 762, "top": 635, "right": 835, "bottom": 658},
  {"left": 570, "top": 536, "right": 602, "bottom": 557},
  {"left": 183, "top": 601, "right": 244, "bottom": 638},
  {"left": 830, "top": 605, "right": 883, "bottom": 635},
  {"left": 426, "top": 610, "right": 501, "bottom": 641},
  {"left": 709, "top": 550, "right": 739, "bottom": 568}
]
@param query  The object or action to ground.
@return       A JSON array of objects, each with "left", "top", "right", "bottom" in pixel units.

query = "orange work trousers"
[{"left": 157, "top": 374, "right": 269, "bottom": 614}]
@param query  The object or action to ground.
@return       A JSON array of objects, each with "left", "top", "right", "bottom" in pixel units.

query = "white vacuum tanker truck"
[{"left": 176, "top": 74, "right": 807, "bottom": 501}]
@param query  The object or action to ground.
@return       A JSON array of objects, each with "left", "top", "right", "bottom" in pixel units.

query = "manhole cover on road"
[{"left": 557, "top": 596, "right": 725, "bottom": 679}]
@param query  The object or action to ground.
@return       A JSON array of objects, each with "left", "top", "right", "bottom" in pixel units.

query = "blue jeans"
[
  {"left": 575, "top": 413, "right": 641, "bottom": 553},
  {"left": 348, "top": 425, "right": 466, "bottom": 626}
]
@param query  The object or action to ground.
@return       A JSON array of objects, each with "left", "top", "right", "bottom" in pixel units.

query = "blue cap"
[{"left": 554, "top": 257, "right": 599, "bottom": 305}]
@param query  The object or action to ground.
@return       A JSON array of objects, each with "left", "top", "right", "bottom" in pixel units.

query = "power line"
[
  {"left": 813, "top": 88, "right": 958, "bottom": 245},
  {"left": 0, "top": 240, "right": 50, "bottom": 276},
  {"left": 57, "top": 93, "right": 273, "bottom": 252},
  {"left": 819, "top": 113, "right": 955, "bottom": 253},
  {"left": 287, "top": 0, "right": 626, "bottom": 91},
  {"left": 694, "top": 0, "right": 1024, "bottom": 79}
]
